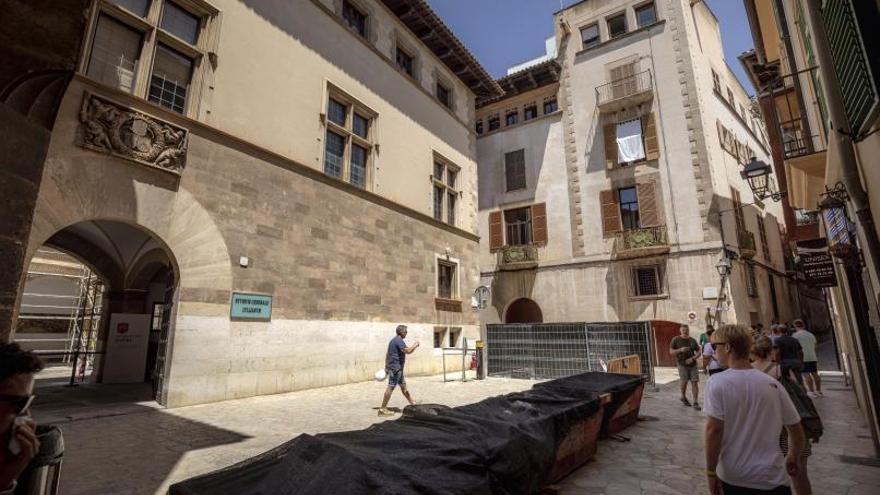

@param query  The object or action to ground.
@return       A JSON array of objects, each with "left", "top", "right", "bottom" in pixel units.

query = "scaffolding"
[{"left": 16, "top": 248, "right": 104, "bottom": 381}]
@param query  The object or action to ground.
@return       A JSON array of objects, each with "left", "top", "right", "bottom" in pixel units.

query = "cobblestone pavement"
[
  {"left": 33, "top": 370, "right": 880, "bottom": 494},
  {"left": 557, "top": 372, "right": 880, "bottom": 495}
]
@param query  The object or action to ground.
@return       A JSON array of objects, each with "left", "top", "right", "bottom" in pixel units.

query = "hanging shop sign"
[
  {"left": 823, "top": 205, "right": 858, "bottom": 259},
  {"left": 230, "top": 292, "right": 273, "bottom": 320},
  {"left": 796, "top": 239, "right": 837, "bottom": 288}
]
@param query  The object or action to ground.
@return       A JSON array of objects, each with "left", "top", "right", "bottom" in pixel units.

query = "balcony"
[
  {"left": 596, "top": 70, "right": 654, "bottom": 113},
  {"left": 739, "top": 230, "right": 757, "bottom": 259},
  {"left": 782, "top": 134, "right": 825, "bottom": 160},
  {"left": 614, "top": 226, "right": 670, "bottom": 260},
  {"left": 497, "top": 244, "right": 539, "bottom": 271}
]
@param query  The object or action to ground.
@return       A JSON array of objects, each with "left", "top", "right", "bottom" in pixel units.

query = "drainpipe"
[{"left": 803, "top": 0, "right": 880, "bottom": 456}]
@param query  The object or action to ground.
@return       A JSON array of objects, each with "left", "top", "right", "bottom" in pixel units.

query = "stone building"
[
  {"left": 1, "top": 0, "right": 501, "bottom": 406},
  {"left": 475, "top": 0, "right": 797, "bottom": 358},
  {"left": 741, "top": 0, "right": 880, "bottom": 453}
]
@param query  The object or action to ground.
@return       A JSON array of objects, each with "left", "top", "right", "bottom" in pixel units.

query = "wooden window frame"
[
  {"left": 607, "top": 11, "right": 628, "bottom": 39},
  {"left": 543, "top": 97, "right": 558, "bottom": 115},
  {"left": 505, "top": 110, "right": 519, "bottom": 126},
  {"left": 629, "top": 262, "right": 667, "bottom": 299},
  {"left": 745, "top": 263, "right": 759, "bottom": 297},
  {"left": 504, "top": 149, "right": 527, "bottom": 192},
  {"left": 433, "top": 327, "right": 448, "bottom": 348},
  {"left": 322, "top": 85, "right": 377, "bottom": 190},
  {"left": 635, "top": 1, "right": 658, "bottom": 28},
  {"left": 432, "top": 155, "right": 460, "bottom": 226},
  {"left": 435, "top": 78, "right": 453, "bottom": 109},
  {"left": 523, "top": 104, "right": 538, "bottom": 121},
  {"left": 503, "top": 206, "right": 533, "bottom": 246},
  {"left": 435, "top": 255, "right": 460, "bottom": 301},
  {"left": 79, "top": 0, "right": 220, "bottom": 118},
  {"left": 341, "top": 0, "right": 369, "bottom": 39},
  {"left": 580, "top": 22, "right": 600, "bottom": 49}
]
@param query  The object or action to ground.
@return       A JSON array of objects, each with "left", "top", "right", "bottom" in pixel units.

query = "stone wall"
[{"left": 25, "top": 79, "right": 479, "bottom": 406}]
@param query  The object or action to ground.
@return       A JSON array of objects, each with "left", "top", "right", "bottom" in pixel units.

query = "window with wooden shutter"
[
  {"left": 489, "top": 211, "right": 504, "bottom": 250},
  {"left": 601, "top": 189, "right": 623, "bottom": 235},
  {"left": 604, "top": 123, "right": 617, "bottom": 169},
  {"left": 610, "top": 62, "right": 637, "bottom": 99},
  {"left": 636, "top": 182, "right": 662, "bottom": 227},
  {"left": 642, "top": 113, "right": 659, "bottom": 160},
  {"left": 731, "top": 187, "right": 746, "bottom": 233},
  {"left": 505, "top": 149, "right": 527, "bottom": 191},
  {"left": 531, "top": 203, "right": 548, "bottom": 244}
]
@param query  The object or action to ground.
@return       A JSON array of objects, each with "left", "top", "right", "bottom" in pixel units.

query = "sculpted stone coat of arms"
[{"left": 77, "top": 92, "right": 188, "bottom": 175}]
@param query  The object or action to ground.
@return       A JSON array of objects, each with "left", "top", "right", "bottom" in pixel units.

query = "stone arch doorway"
[
  {"left": 15, "top": 219, "right": 179, "bottom": 405},
  {"left": 505, "top": 298, "right": 543, "bottom": 323}
]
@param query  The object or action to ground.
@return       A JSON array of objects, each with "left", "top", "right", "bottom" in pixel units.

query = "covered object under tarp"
[{"left": 169, "top": 373, "right": 644, "bottom": 495}]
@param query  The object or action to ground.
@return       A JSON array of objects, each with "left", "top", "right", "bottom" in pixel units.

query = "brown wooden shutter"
[
  {"left": 531, "top": 203, "right": 548, "bottom": 244},
  {"left": 636, "top": 181, "right": 662, "bottom": 227},
  {"left": 600, "top": 189, "right": 622, "bottom": 235},
  {"left": 642, "top": 113, "right": 659, "bottom": 160},
  {"left": 489, "top": 211, "right": 504, "bottom": 250},
  {"left": 604, "top": 123, "right": 617, "bottom": 169}
]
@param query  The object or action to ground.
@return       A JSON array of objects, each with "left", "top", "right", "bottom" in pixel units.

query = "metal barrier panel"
[
  {"left": 585, "top": 322, "right": 655, "bottom": 388},
  {"left": 531, "top": 324, "right": 590, "bottom": 379},
  {"left": 486, "top": 322, "right": 655, "bottom": 387},
  {"left": 486, "top": 324, "right": 534, "bottom": 379}
]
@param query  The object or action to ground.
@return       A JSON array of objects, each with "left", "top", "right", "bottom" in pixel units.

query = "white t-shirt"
[
  {"left": 703, "top": 342, "right": 721, "bottom": 370},
  {"left": 704, "top": 368, "right": 801, "bottom": 490},
  {"left": 793, "top": 329, "right": 818, "bottom": 362}
]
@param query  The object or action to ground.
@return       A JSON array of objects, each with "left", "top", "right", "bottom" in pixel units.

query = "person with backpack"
[
  {"left": 704, "top": 325, "right": 804, "bottom": 495},
  {"left": 753, "top": 336, "right": 815, "bottom": 495}
]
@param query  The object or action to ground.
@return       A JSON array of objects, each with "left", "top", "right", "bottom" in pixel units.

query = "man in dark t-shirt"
[
  {"left": 774, "top": 328, "right": 804, "bottom": 385},
  {"left": 378, "top": 325, "right": 420, "bottom": 417},
  {"left": 670, "top": 324, "right": 702, "bottom": 409}
]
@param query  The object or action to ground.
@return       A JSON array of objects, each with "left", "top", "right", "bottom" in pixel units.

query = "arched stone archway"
[
  {"left": 14, "top": 156, "right": 235, "bottom": 405},
  {"left": 17, "top": 220, "right": 180, "bottom": 402},
  {"left": 505, "top": 298, "right": 543, "bottom": 323}
]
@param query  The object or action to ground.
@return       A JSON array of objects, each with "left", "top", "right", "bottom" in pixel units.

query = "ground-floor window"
[{"left": 631, "top": 264, "right": 663, "bottom": 297}]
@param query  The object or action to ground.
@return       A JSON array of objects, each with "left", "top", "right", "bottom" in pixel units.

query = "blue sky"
[{"left": 428, "top": 0, "right": 756, "bottom": 95}]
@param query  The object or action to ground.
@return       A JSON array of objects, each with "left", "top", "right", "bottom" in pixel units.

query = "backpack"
[{"left": 780, "top": 374, "right": 823, "bottom": 442}]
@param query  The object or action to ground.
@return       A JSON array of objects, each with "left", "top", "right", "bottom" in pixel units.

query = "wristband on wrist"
[{"left": 705, "top": 469, "right": 717, "bottom": 477}]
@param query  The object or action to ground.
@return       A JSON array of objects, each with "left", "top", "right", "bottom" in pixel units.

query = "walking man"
[
  {"left": 378, "top": 325, "right": 419, "bottom": 417},
  {"left": 670, "top": 324, "right": 702, "bottom": 409},
  {"left": 792, "top": 319, "right": 822, "bottom": 397},
  {"left": 774, "top": 326, "right": 804, "bottom": 386},
  {"left": 704, "top": 324, "right": 804, "bottom": 495}
]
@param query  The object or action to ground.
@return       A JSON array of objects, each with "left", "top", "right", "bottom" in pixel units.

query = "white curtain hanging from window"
[{"left": 616, "top": 118, "right": 646, "bottom": 163}]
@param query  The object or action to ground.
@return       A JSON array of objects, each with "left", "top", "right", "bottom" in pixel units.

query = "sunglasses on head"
[
  {"left": 710, "top": 342, "right": 727, "bottom": 351},
  {"left": 0, "top": 394, "right": 35, "bottom": 415}
]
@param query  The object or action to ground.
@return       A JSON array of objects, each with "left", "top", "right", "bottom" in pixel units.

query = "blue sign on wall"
[{"left": 230, "top": 292, "right": 272, "bottom": 320}]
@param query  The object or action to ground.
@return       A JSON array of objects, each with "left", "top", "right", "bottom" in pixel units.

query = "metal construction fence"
[{"left": 486, "top": 322, "right": 655, "bottom": 388}]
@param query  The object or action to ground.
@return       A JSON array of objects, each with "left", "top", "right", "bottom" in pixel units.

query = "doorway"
[
  {"left": 504, "top": 298, "right": 543, "bottom": 323},
  {"left": 14, "top": 220, "right": 178, "bottom": 408}
]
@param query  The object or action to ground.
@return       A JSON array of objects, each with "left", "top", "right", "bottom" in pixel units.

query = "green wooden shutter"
[{"left": 822, "top": 0, "right": 879, "bottom": 135}]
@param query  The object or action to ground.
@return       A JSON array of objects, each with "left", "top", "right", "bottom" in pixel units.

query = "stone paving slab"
[
  {"left": 40, "top": 374, "right": 536, "bottom": 495},
  {"left": 34, "top": 370, "right": 880, "bottom": 495},
  {"left": 556, "top": 373, "right": 880, "bottom": 495}
]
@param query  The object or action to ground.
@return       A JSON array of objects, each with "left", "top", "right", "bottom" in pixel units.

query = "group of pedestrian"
[{"left": 693, "top": 320, "right": 824, "bottom": 494}]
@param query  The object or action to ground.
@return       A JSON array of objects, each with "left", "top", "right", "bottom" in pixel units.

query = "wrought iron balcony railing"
[
  {"left": 614, "top": 226, "right": 670, "bottom": 259},
  {"left": 596, "top": 70, "right": 653, "bottom": 109},
  {"left": 782, "top": 134, "right": 825, "bottom": 160},
  {"left": 497, "top": 244, "right": 539, "bottom": 270},
  {"left": 738, "top": 230, "right": 757, "bottom": 258}
]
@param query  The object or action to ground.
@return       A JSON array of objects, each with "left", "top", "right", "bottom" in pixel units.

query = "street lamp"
[
  {"left": 741, "top": 157, "right": 785, "bottom": 201},
  {"left": 716, "top": 257, "right": 732, "bottom": 277}
]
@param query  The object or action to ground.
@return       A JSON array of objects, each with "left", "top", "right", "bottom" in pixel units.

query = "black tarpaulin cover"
[{"left": 169, "top": 379, "right": 608, "bottom": 495}]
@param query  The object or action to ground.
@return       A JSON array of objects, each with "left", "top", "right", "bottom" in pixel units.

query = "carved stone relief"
[{"left": 77, "top": 92, "right": 188, "bottom": 175}]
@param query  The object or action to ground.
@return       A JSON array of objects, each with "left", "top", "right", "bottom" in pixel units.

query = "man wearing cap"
[{"left": 378, "top": 325, "right": 420, "bottom": 417}]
